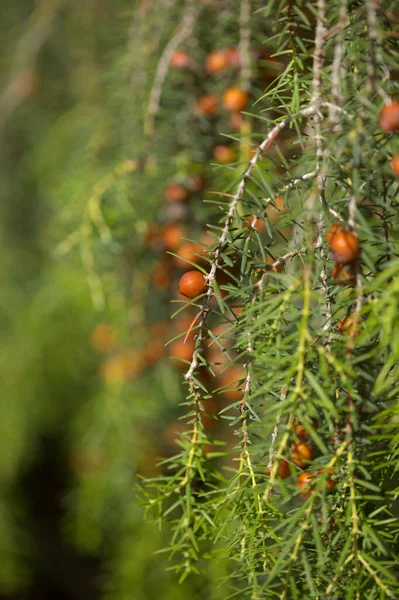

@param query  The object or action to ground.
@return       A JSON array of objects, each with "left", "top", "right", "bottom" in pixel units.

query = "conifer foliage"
[{"left": 140, "top": 1, "right": 399, "bottom": 598}]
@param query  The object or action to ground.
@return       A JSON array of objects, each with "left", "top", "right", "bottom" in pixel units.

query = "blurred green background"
[{"left": 0, "top": 1, "right": 228, "bottom": 598}]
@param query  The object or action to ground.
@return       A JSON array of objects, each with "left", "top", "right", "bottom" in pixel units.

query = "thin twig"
[
  {"left": 0, "top": 0, "right": 65, "bottom": 139},
  {"left": 144, "top": 0, "right": 200, "bottom": 138},
  {"left": 184, "top": 103, "right": 318, "bottom": 382}
]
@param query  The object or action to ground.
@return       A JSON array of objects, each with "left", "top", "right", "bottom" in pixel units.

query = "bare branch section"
[
  {"left": 0, "top": 0, "right": 65, "bottom": 139},
  {"left": 144, "top": 0, "right": 200, "bottom": 137},
  {"left": 239, "top": 0, "right": 252, "bottom": 91}
]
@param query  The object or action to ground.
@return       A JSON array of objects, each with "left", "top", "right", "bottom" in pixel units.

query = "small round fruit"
[
  {"left": 378, "top": 102, "right": 399, "bottom": 132},
  {"left": 296, "top": 472, "right": 316, "bottom": 498},
  {"left": 196, "top": 93, "right": 219, "bottom": 115},
  {"left": 213, "top": 145, "right": 237, "bottom": 164},
  {"left": 391, "top": 154, "right": 399, "bottom": 176},
  {"left": 291, "top": 441, "right": 314, "bottom": 467},
  {"left": 294, "top": 418, "right": 318, "bottom": 440},
  {"left": 266, "top": 255, "right": 283, "bottom": 273},
  {"left": 205, "top": 49, "right": 230, "bottom": 73},
  {"left": 230, "top": 111, "right": 244, "bottom": 131},
  {"left": 266, "top": 458, "right": 291, "bottom": 479},
  {"left": 222, "top": 87, "right": 248, "bottom": 112},
  {"left": 168, "top": 337, "right": 195, "bottom": 366},
  {"left": 164, "top": 183, "right": 190, "bottom": 203},
  {"left": 326, "top": 223, "right": 342, "bottom": 244},
  {"left": 170, "top": 50, "right": 192, "bottom": 69},
  {"left": 173, "top": 242, "right": 207, "bottom": 270},
  {"left": 178, "top": 270, "right": 207, "bottom": 298},
  {"left": 244, "top": 215, "right": 265, "bottom": 232},
  {"left": 160, "top": 223, "right": 185, "bottom": 251},
  {"left": 328, "top": 229, "right": 360, "bottom": 265},
  {"left": 332, "top": 263, "right": 356, "bottom": 286}
]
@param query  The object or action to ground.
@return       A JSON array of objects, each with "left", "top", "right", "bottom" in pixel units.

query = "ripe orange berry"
[
  {"left": 230, "top": 111, "right": 244, "bottom": 131},
  {"left": 291, "top": 441, "right": 314, "bottom": 467},
  {"left": 196, "top": 93, "right": 219, "bottom": 115},
  {"left": 160, "top": 223, "right": 185, "bottom": 251},
  {"left": 173, "top": 242, "right": 207, "bottom": 270},
  {"left": 296, "top": 472, "right": 316, "bottom": 498},
  {"left": 213, "top": 145, "right": 237, "bottom": 164},
  {"left": 170, "top": 50, "right": 192, "bottom": 69},
  {"left": 217, "top": 365, "right": 246, "bottom": 401},
  {"left": 178, "top": 270, "right": 207, "bottom": 298},
  {"left": 244, "top": 215, "right": 265, "bottom": 232},
  {"left": 222, "top": 87, "right": 248, "bottom": 112},
  {"left": 168, "top": 337, "right": 195, "bottom": 366},
  {"left": 266, "top": 459, "right": 291, "bottom": 479},
  {"left": 328, "top": 228, "right": 360, "bottom": 265},
  {"left": 266, "top": 255, "right": 283, "bottom": 273},
  {"left": 326, "top": 223, "right": 342, "bottom": 244},
  {"left": 332, "top": 263, "right": 356, "bottom": 286},
  {"left": 294, "top": 418, "right": 318, "bottom": 441},
  {"left": 391, "top": 154, "right": 399, "bottom": 176},
  {"left": 205, "top": 49, "right": 230, "bottom": 73},
  {"left": 164, "top": 182, "right": 190, "bottom": 203},
  {"left": 378, "top": 102, "right": 399, "bottom": 132}
]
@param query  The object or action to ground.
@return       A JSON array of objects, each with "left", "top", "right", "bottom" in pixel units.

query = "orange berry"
[
  {"left": 266, "top": 255, "right": 283, "bottom": 273},
  {"left": 266, "top": 459, "right": 291, "bottom": 479},
  {"left": 178, "top": 270, "right": 207, "bottom": 298},
  {"left": 296, "top": 472, "right": 316, "bottom": 498},
  {"left": 326, "top": 223, "right": 342, "bottom": 244},
  {"left": 244, "top": 215, "right": 265, "bottom": 232},
  {"left": 90, "top": 323, "right": 117, "bottom": 353},
  {"left": 378, "top": 102, "right": 399, "bottom": 132},
  {"left": 230, "top": 111, "right": 244, "bottom": 131},
  {"left": 391, "top": 154, "right": 399, "bottom": 176},
  {"left": 332, "top": 263, "right": 356, "bottom": 285},
  {"left": 170, "top": 50, "right": 192, "bottom": 69},
  {"left": 294, "top": 418, "right": 318, "bottom": 441},
  {"left": 213, "top": 145, "right": 237, "bottom": 164},
  {"left": 222, "top": 87, "right": 248, "bottom": 112},
  {"left": 173, "top": 242, "right": 207, "bottom": 270},
  {"left": 168, "top": 337, "right": 195, "bottom": 366},
  {"left": 217, "top": 365, "right": 246, "bottom": 401},
  {"left": 160, "top": 223, "right": 185, "bottom": 251},
  {"left": 196, "top": 93, "right": 219, "bottom": 115},
  {"left": 328, "top": 229, "right": 360, "bottom": 265},
  {"left": 291, "top": 441, "right": 314, "bottom": 467},
  {"left": 205, "top": 49, "right": 230, "bottom": 73},
  {"left": 164, "top": 182, "right": 190, "bottom": 203}
]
